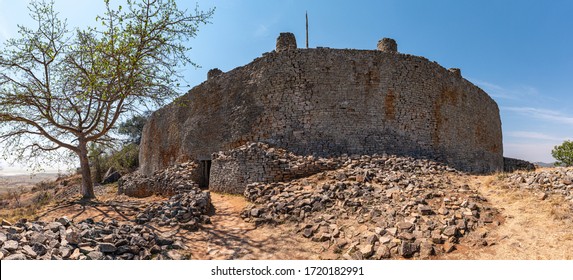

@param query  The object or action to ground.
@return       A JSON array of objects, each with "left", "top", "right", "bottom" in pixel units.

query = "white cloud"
[
  {"left": 471, "top": 79, "right": 543, "bottom": 100},
  {"left": 502, "top": 107, "right": 573, "bottom": 125},
  {"left": 503, "top": 142, "right": 557, "bottom": 163},
  {"left": 505, "top": 131, "right": 568, "bottom": 141},
  {"left": 254, "top": 24, "right": 269, "bottom": 37}
]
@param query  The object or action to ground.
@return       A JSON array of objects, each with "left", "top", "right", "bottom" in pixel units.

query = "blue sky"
[{"left": 1, "top": 0, "right": 572, "bottom": 172}]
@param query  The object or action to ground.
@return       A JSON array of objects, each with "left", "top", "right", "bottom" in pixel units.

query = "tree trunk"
[{"left": 78, "top": 140, "right": 96, "bottom": 199}]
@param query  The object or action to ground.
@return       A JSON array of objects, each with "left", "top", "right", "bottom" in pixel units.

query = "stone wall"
[
  {"left": 503, "top": 157, "right": 536, "bottom": 173},
  {"left": 209, "top": 142, "right": 340, "bottom": 194},
  {"left": 140, "top": 34, "right": 503, "bottom": 177}
]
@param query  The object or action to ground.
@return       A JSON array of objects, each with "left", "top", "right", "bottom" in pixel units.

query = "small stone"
[
  {"left": 399, "top": 241, "right": 419, "bottom": 258},
  {"left": 32, "top": 243, "right": 48, "bottom": 256},
  {"left": 22, "top": 245, "right": 38, "bottom": 258},
  {"left": 443, "top": 241, "right": 456, "bottom": 253},
  {"left": 386, "top": 227, "right": 398, "bottom": 236},
  {"left": 102, "top": 234, "right": 114, "bottom": 243},
  {"left": 359, "top": 244, "right": 374, "bottom": 259},
  {"left": 155, "top": 235, "right": 174, "bottom": 246},
  {"left": 47, "top": 222, "right": 63, "bottom": 232},
  {"left": 4, "top": 253, "right": 26, "bottom": 260},
  {"left": 312, "top": 233, "right": 331, "bottom": 242},
  {"left": 437, "top": 207, "right": 449, "bottom": 215},
  {"left": 538, "top": 192, "right": 548, "bottom": 200},
  {"left": 420, "top": 242, "right": 435, "bottom": 258},
  {"left": 0, "top": 232, "right": 6, "bottom": 242},
  {"left": 65, "top": 231, "right": 81, "bottom": 245},
  {"left": 365, "top": 233, "right": 378, "bottom": 245},
  {"left": 29, "top": 232, "right": 48, "bottom": 245},
  {"left": 56, "top": 217, "right": 70, "bottom": 226},
  {"left": 379, "top": 235, "right": 392, "bottom": 244},
  {"left": 396, "top": 222, "right": 413, "bottom": 231},
  {"left": 3, "top": 240, "right": 19, "bottom": 251},
  {"left": 374, "top": 245, "right": 391, "bottom": 259},
  {"left": 172, "top": 240, "right": 187, "bottom": 250},
  {"left": 418, "top": 204, "right": 433, "bottom": 215},
  {"left": 181, "top": 220, "right": 198, "bottom": 231},
  {"left": 60, "top": 246, "right": 72, "bottom": 258},
  {"left": 166, "top": 251, "right": 183, "bottom": 260},
  {"left": 302, "top": 227, "right": 314, "bottom": 238},
  {"left": 398, "top": 232, "right": 416, "bottom": 241},
  {"left": 98, "top": 242, "right": 117, "bottom": 253},
  {"left": 69, "top": 248, "right": 81, "bottom": 260},
  {"left": 250, "top": 208, "right": 261, "bottom": 217},
  {"left": 442, "top": 226, "right": 457, "bottom": 237},
  {"left": 150, "top": 245, "right": 162, "bottom": 254},
  {"left": 1, "top": 219, "right": 13, "bottom": 227},
  {"left": 87, "top": 251, "right": 104, "bottom": 260}
]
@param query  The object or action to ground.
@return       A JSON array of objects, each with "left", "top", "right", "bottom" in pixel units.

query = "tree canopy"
[
  {"left": 0, "top": 0, "right": 214, "bottom": 198},
  {"left": 551, "top": 140, "right": 573, "bottom": 167}
]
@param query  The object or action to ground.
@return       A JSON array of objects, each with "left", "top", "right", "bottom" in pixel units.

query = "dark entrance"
[{"left": 199, "top": 160, "right": 211, "bottom": 189}]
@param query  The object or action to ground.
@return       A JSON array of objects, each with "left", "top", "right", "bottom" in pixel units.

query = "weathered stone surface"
[
  {"left": 399, "top": 241, "right": 419, "bottom": 258},
  {"left": 140, "top": 34, "right": 503, "bottom": 182},
  {"left": 119, "top": 161, "right": 201, "bottom": 197},
  {"left": 503, "top": 157, "right": 535, "bottom": 172},
  {"left": 0, "top": 216, "right": 186, "bottom": 260},
  {"left": 241, "top": 154, "right": 501, "bottom": 259},
  {"left": 98, "top": 243, "right": 117, "bottom": 253},
  {"left": 3, "top": 240, "right": 19, "bottom": 251},
  {"left": 4, "top": 253, "right": 26, "bottom": 260},
  {"left": 276, "top": 32, "right": 297, "bottom": 52},
  {"left": 499, "top": 167, "right": 573, "bottom": 205},
  {"left": 377, "top": 38, "right": 398, "bottom": 52}
]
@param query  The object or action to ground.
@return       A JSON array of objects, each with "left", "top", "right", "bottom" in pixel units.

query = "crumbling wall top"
[
  {"left": 276, "top": 32, "right": 297, "bottom": 52},
  {"left": 207, "top": 68, "right": 223, "bottom": 80},
  {"left": 377, "top": 38, "right": 398, "bottom": 53}
]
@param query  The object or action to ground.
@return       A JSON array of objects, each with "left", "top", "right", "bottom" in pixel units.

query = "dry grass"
[{"left": 447, "top": 174, "right": 573, "bottom": 260}]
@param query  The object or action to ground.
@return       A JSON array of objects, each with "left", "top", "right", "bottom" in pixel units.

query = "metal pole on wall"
[{"left": 306, "top": 11, "right": 309, "bottom": 48}]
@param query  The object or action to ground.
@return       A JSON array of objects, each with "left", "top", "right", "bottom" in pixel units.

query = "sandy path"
[
  {"left": 446, "top": 176, "right": 573, "bottom": 260},
  {"left": 181, "top": 193, "right": 326, "bottom": 260}
]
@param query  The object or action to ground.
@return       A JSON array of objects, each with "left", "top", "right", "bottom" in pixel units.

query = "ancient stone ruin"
[{"left": 138, "top": 33, "right": 503, "bottom": 195}]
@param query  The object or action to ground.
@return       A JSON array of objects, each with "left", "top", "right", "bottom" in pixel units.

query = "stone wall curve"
[{"left": 140, "top": 45, "right": 502, "bottom": 175}]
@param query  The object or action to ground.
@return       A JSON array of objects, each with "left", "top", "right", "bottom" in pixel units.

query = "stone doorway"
[{"left": 199, "top": 160, "right": 212, "bottom": 189}]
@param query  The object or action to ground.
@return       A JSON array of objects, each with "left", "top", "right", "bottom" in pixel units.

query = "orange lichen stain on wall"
[{"left": 384, "top": 89, "right": 396, "bottom": 120}]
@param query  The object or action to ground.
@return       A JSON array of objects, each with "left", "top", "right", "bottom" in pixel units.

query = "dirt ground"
[
  {"left": 445, "top": 176, "right": 573, "bottom": 260},
  {"left": 4, "top": 172, "right": 573, "bottom": 260}
]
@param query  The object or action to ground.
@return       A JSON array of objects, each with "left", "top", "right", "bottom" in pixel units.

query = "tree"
[
  {"left": 0, "top": 0, "right": 214, "bottom": 199},
  {"left": 117, "top": 111, "right": 151, "bottom": 145},
  {"left": 552, "top": 140, "right": 573, "bottom": 167}
]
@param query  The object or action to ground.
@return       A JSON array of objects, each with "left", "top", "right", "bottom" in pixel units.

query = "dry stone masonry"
[
  {"left": 140, "top": 32, "right": 503, "bottom": 192},
  {"left": 209, "top": 142, "right": 340, "bottom": 194},
  {"left": 240, "top": 154, "right": 500, "bottom": 259},
  {"left": 118, "top": 161, "right": 202, "bottom": 197}
]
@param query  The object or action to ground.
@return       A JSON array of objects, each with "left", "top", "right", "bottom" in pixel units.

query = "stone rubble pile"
[
  {"left": 241, "top": 155, "right": 499, "bottom": 259},
  {"left": 501, "top": 167, "right": 573, "bottom": 202},
  {"left": 119, "top": 161, "right": 201, "bottom": 198},
  {"left": 135, "top": 188, "right": 212, "bottom": 231},
  {"left": 0, "top": 217, "right": 185, "bottom": 260}
]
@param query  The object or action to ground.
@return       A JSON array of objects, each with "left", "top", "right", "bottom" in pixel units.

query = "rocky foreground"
[
  {"left": 499, "top": 167, "right": 573, "bottom": 203},
  {"left": 0, "top": 189, "right": 211, "bottom": 260},
  {"left": 3, "top": 153, "right": 571, "bottom": 260},
  {"left": 242, "top": 155, "right": 501, "bottom": 259}
]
